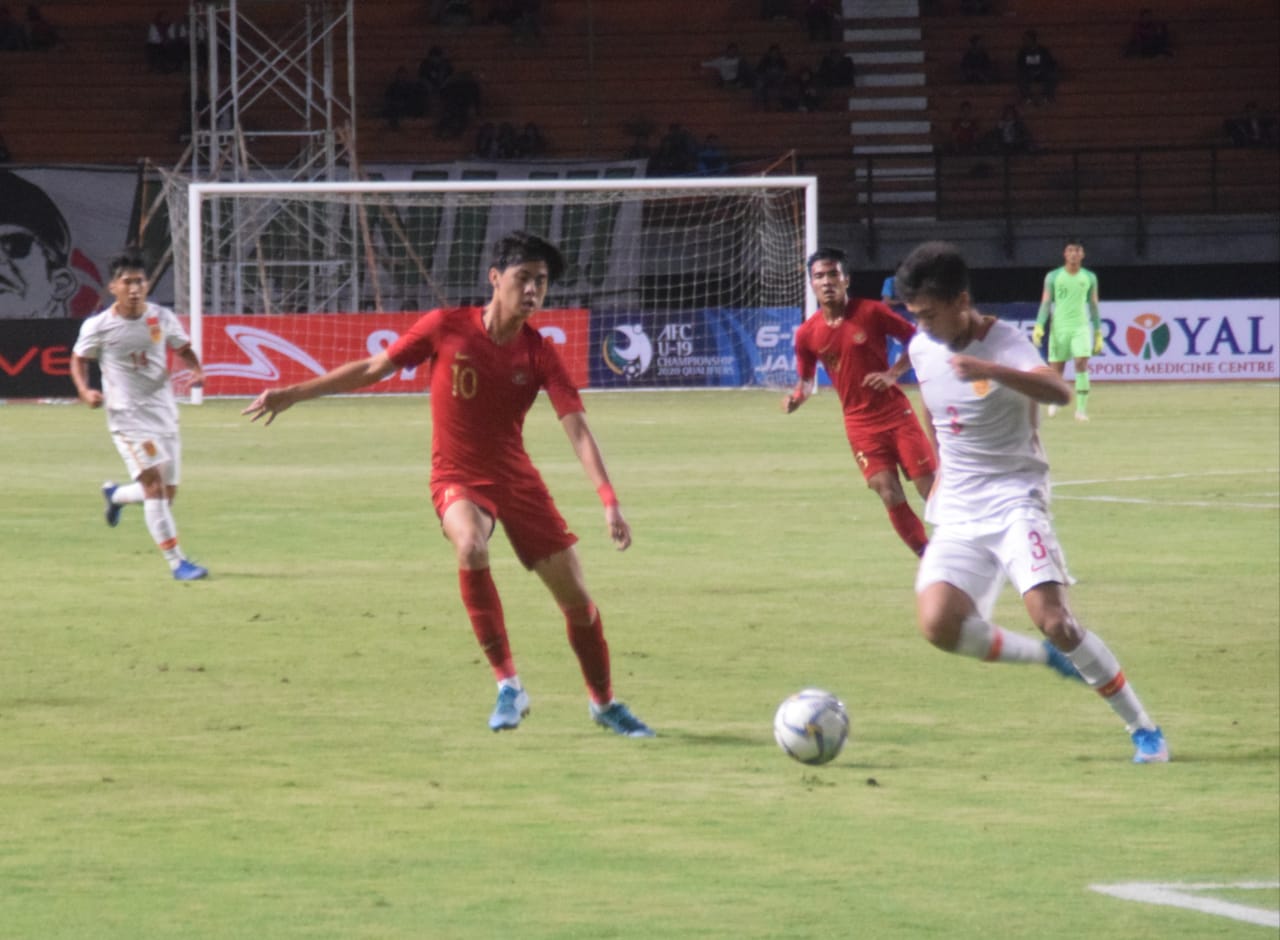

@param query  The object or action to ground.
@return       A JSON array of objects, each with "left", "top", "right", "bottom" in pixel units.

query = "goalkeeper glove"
[
  {"left": 1093, "top": 332, "right": 1103, "bottom": 355},
  {"left": 1031, "top": 324, "right": 1044, "bottom": 346}
]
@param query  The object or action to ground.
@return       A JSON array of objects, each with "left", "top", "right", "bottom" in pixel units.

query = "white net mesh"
[{"left": 168, "top": 177, "right": 816, "bottom": 393}]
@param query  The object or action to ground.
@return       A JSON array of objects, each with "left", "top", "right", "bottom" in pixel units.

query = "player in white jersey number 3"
[
  {"left": 71, "top": 252, "right": 208, "bottom": 581},
  {"left": 895, "top": 241, "right": 1167, "bottom": 763}
]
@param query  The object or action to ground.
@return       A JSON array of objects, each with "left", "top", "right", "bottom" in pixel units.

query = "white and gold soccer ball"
[{"left": 773, "top": 689, "right": 849, "bottom": 765}]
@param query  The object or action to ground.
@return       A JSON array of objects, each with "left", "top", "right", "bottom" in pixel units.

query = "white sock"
[
  {"left": 954, "top": 614, "right": 1048, "bottom": 664},
  {"left": 113, "top": 482, "right": 145, "bottom": 504},
  {"left": 143, "top": 498, "right": 185, "bottom": 569},
  {"left": 1065, "top": 630, "right": 1155, "bottom": 732},
  {"left": 498, "top": 676, "right": 522, "bottom": 692}
]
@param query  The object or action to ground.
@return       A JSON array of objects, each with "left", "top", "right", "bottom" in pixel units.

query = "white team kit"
[
  {"left": 909, "top": 317, "right": 1069, "bottom": 614},
  {"left": 73, "top": 302, "right": 189, "bottom": 484}
]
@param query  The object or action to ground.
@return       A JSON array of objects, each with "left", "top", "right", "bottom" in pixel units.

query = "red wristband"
[{"left": 596, "top": 483, "right": 618, "bottom": 508}]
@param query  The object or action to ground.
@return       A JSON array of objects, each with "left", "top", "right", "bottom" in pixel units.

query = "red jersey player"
[
  {"left": 783, "top": 248, "right": 937, "bottom": 556},
  {"left": 243, "top": 231, "right": 653, "bottom": 738}
]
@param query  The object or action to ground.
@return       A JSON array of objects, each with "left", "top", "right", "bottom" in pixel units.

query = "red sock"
[
  {"left": 458, "top": 568, "right": 515, "bottom": 680},
  {"left": 887, "top": 501, "right": 928, "bottom": 556},
  {"left": 564, "top": 604, "right": 612, "bottom": 705}
]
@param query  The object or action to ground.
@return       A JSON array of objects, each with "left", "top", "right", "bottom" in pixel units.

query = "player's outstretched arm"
[
  {"left": 243, "top": 352, "right": 397, "bottom": 425},
  {"left": 782, "top": 376, "right": 816, "bottom": 412},
  {"left": 560, "top": 410, "right": 631, "bottom": 550}
]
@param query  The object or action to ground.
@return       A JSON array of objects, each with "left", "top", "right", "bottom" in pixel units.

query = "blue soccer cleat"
[
  {"left": 1043, "top": 640, "right": 1084, "bottom": 681},
  {"left": 591, "top": 701, "right": 655, "bottom": 738},
  {"left": 101, "top": 482, "right": 123, "bottom": 527},
  {"left": 172, "top": 559, "right": 209, "bottom": 581},
  {"left": 1131, "top": 726, "right": 1169, "bottom": 764},
  {"left": 488, "top": 685, "right": 530, "bottom": 732}
]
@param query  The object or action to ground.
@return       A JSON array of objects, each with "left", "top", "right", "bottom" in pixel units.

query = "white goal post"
[{"left": 173, "top": 175, "right": 819, "bottom": 402}]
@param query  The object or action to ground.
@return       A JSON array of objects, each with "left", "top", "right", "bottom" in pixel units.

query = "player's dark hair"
[
  {"left": 108, "top": 250, "right": 148, "bottom": 280},
  {"left": 894, "top": 241, "right": 970, "bottom": 303},
  {"left": 490, "top": 230, "right": 566, "bottom": 284},
  {"left": 1064, "top": 235, "right": 1084, "bottom": 248},
  {"left": 806, "top": 247, "right": 848, "bottom": 277}
]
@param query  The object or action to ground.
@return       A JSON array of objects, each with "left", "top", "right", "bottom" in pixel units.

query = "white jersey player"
[
  {"left": 71, "top": 252, "right": 208, "bottom": 581},
  {"left": 894, "top": 240, "right": 1167, "bottom": 764}
]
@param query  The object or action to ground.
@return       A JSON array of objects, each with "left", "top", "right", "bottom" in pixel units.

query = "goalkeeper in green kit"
[{"left": 1033, "top": 237, "right": 1101, "bottom": 421}]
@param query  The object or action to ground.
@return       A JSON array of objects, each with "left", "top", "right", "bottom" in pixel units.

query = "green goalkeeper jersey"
[{"left": 1041, "top": 266, "right": 1098, "bottom": 333}]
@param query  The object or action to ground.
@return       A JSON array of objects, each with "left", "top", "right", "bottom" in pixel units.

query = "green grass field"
[{"left": 2, "top": 383, "right": 1277, "bottom": 939}]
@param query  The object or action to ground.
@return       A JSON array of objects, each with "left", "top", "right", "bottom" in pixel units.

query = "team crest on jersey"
[
  {"left": 511, "top": 370, "right": 530, "bottom": 386},
  {"left": 143, "top": 440, "right": 158, "bottom": 457},
  {"left": 851, "top": 329, "right": 867, "bottom": 345},
  {"left": 971, "top": 379, "right": 991, "bottom": 397},
  {"left": 147, "top": 314, "right": 161, "bottom": 343}
]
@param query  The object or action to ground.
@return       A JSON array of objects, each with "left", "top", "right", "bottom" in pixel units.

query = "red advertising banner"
[{"left": 188, "top": 309, "right": 591, "bottom": 397}]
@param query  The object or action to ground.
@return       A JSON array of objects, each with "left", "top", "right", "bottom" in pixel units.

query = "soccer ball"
[{"left": 773, "top": 689, "right": 849, "bottom": 765}]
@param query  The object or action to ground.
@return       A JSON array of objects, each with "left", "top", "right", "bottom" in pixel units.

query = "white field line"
[
  {"left": 1054, "top": 469, "right": 1280, "bottom": 510},
  {"left": 1089, "top": 881, "right": 1280, "bottom": 928}
]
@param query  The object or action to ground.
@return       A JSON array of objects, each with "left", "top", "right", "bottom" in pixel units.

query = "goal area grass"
[{"left": 2, "top": 382, "right": 1277, "bottom": 938}]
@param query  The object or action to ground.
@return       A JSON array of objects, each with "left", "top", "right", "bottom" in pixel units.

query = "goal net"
[{"left": 169, "top": 177, "right": 818, "bottom": 400}]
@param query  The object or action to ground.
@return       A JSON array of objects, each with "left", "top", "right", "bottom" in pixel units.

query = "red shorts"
[
  {"left": 431, "top": 476, "right": 578, "bottom": 569},
  {"left": 846, "top": 417, "right": 937, "bottom": 483}
]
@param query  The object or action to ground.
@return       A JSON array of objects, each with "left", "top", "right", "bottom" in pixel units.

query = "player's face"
[
  {"left": 108, "top": 268, "right": 150, "bottom": 318},
  {"left": 490, "top": 259, "right": 549, "bottom": 318},
  {"left": 0, "top": 225, "right": 70, "bottom": 318},
  {"left": 1063, "top": 244, "right": 1085, "bottom": 269},
  {"left": 808, "top": 258, "right": 849, "bottom": 307},
  {"left": 905, "top": 291, "right": 972, "bottom": 347}
]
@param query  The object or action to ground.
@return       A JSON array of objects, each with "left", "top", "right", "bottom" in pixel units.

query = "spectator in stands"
[
  {"left": 816, "top": 47, "right": 855, "bottom": 89},
  {"left": 165, "top": 13, "right": 189, "bottom": 72},
  {"left": 701, "top": 43, "right": 750, "bottom": 89},
  {"left": 1124, "top": 8, "right": 1171, "bottom": 58},
  {"left": 1015, "top": 30, "right": 1057, "bottom": 104},
  {"left": 996, "top": 103, "right": 1033, "bottom": 153},
  {"left": 0, "top": 5, "right": 29, "bottom": 50},
  {"left": 146, "top": 11, "right": 169, "bottom": 72},
  {"left": 753, "top": 44, "right": 789, "bottom": 110},
  {"left": 436, "top": 70, "right": 482, "bottom": 138},
  {"left": 515, "top": 121, "right": 546, "bottom": 158},
  {"left": 960, "top": 34, "right": 997, "bottom": 84},
  {"left": 418, "top": 45, "right": 454, "bottom": 98},
  {"left": 805, "top": 0, "right": 839, "bottom": 42},
  {"left": 696, "top": 134, "right": 729, "bottom": 175},
  {"left": 1224, "top": 101, "right": 1279, "bottom": 149},
  {"left": 950, "top": 100, "right": 980, "bottom": 154},
  {"left": 383, "top": 66, "right": 427, "bottom": 131},
  {"left": 495, "top": 122, "right": 519, "bottom": 158},
  {"left": 796, "top": 67, "right": 824, "bottom": 112},
  {"left": 473, "top": 121, "right": 499, "bottom": 158},
  {"left": 649, "top": 123, "right": 698, "bottom": 176},
  {"left": 23, "top": 4, "right": 56, "bottom": 50},
  {"left": 431, "top": 0, "right": 474, "bottom": 27}
]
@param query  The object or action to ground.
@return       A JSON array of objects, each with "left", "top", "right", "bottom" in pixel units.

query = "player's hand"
[
  {"left": 81, "top": 389, "right": 104, "bottom": 409},
  {"left": 1031, "top": 324, "right": 1044, "bottom": 345},
  {"left": 242, "top": 388, "right": 292, "bottom": 425},
  {"left": 947, "top": 354, "right": 991, "bottom": 382},
  {"left": 1092, "top": 333, "right": 1103, "bottom": 356},
  {"left": 605, "top": 504, "right": 632, "bottom": 551},
  {"left": 782, "top": 393, "right": 803, "bottom": 413},
  {"left": 862, "top": 371, "right": 895, "bottom": 391}
]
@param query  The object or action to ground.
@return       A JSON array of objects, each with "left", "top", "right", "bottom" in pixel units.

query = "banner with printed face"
[
  {"left": 184, "top": 308, "right": 591, "bottom": 397},
  {"left": 589, "top": 307, "right": 804, "bottom": 389}
]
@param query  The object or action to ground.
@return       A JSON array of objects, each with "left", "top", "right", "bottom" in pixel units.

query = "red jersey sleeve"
[
  {"left": 794, "top": 316, "right": 818, "bottom": 382},
  {"left": 386, "top": 308, "right": 447, "bottom": 367},
  {"left": 869, "top": 301, "right": 918, "bottom": 346},
  {"left": 537, "top": 333, "right": 584, "bottom": 417}
]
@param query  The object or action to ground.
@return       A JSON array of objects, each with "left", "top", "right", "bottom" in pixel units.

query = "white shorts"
[
  {"left": 112, "top": 430, "right": 181, "bottom": 486},
  {"left": 915, "top": 505, "right": 1069, "bottom": 619}
]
